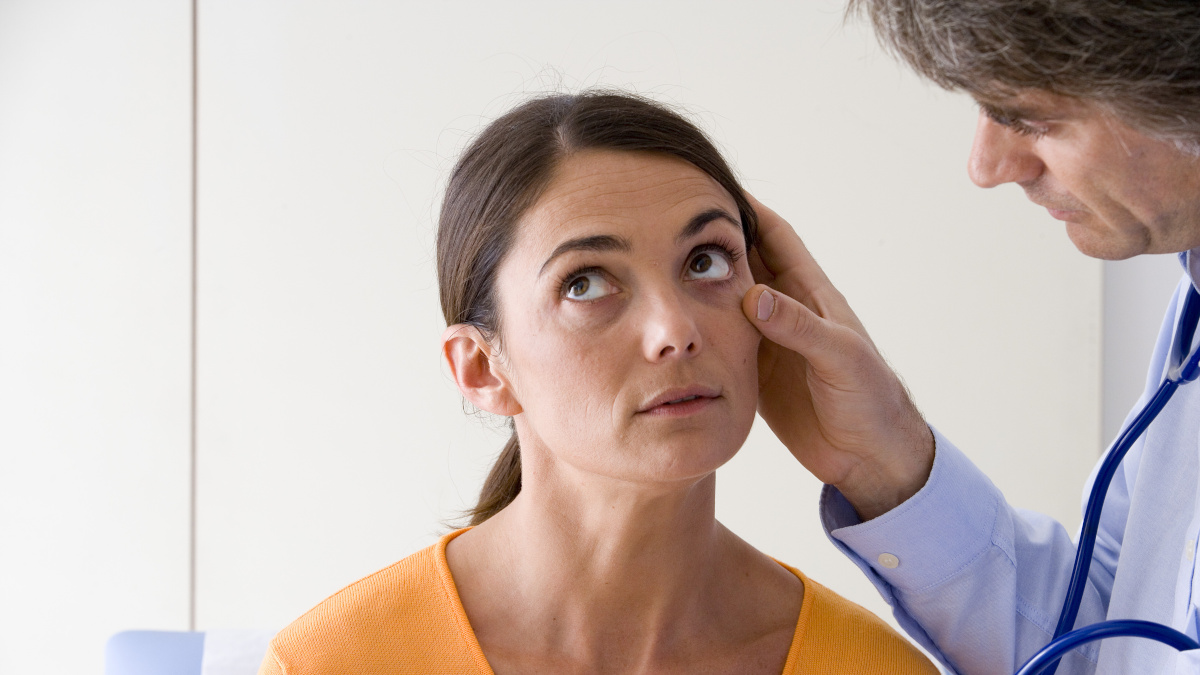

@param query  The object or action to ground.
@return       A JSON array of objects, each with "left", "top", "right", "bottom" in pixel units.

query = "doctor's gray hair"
[
  {"left": 846, "top": 0, "right": 1200, "bottom": 155},
  {"left": 437, "top": 91, "right": 758, "bottom": 525}
]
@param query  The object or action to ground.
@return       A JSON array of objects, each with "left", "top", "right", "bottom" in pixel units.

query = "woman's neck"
[
  {"left": 446, "top": 458, "right": 800, "bottom": 673},
  {"left": 498, "top": 468, "right": 722, "bottom": 624}
]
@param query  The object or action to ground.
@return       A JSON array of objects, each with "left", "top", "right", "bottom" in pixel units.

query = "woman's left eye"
[{"left": 684, "top": 250, "right": 732, "bottom": 280}]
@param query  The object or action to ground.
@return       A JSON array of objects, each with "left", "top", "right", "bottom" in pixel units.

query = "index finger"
[
  {"left": 748, "top": 195, "right": 871, "bottom": 339},
  {"left": 748, "top": 195, "right": 835, "bottom": 293}
]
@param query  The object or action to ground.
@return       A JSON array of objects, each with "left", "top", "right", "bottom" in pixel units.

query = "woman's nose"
[
  {"left": 641, "top": 292, "right": 703, "bottom": 362},
  {"left": 967, "top": 111, "right": 1044, "bottom": 188}
]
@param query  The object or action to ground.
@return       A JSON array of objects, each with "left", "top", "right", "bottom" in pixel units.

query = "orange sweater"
[{"left": 259, "top": 529, "right": 938, "bottom": 674}]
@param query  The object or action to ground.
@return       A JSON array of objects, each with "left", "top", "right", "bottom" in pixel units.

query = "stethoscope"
[{"left": 1015, "top": 285, "right": 1200, "bottom": 674}]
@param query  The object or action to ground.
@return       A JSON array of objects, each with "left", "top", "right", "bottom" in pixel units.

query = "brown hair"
[
  {"left": 436, "top": 91, "right": 758, "bottom": 525},
  {"left": 846, "top": 0, "right": 1200, "bottom": 154}
]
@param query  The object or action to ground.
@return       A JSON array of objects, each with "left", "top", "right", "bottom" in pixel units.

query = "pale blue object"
[
  {"left": 105, "top": 630, "right": 205, "bottom": 675},
  {"left": 823, "top": 253, "right": 1200, "bottom": 674},
  {"left": 1017, "top": 621, "right": 1200, "bottom": 675}
]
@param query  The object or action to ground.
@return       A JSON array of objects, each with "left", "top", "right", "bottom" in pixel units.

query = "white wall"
[
  {"left": 0, "top": 1, "right": 193, "bottom": 673},
  {"left": 192, "top": 0, "right": 1099, "bottom": 636},
  {"left": 5, "top": 1, "right": 1174, "bottom": 671},
  {"left": 1102, "top": 256, "right": 1186, "bottom": 443}
]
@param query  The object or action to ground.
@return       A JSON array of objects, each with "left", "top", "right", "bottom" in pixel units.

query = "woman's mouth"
[{"left": 638, "top": 387, "right": 721, "bottom": 416}]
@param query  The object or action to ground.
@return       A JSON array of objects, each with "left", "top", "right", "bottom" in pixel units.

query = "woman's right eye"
[{"left": 564, "top": 272, "right": 616, "bottom": 301}]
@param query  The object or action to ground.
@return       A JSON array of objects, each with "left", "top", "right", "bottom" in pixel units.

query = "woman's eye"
[
  {"left": 564, "top": 272, "right": 616, "bottom": 301},
  {"left": 685, "top": 251, "right": 732, "bottom": 280}
]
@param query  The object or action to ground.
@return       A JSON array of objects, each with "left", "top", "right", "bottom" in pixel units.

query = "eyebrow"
[
  {"left": 538, "top": 234, "right": 633, "bottom": 276},
  {"left": 677, "top": 208, "right": 742, "bottom": 243},
  {"left": 536, "top": 207, "right": 743, "bottom": 276}
]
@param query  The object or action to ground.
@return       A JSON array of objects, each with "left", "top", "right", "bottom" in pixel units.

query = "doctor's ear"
[{"left": 441, "top": 324, "right": 523, "bottom": 417}]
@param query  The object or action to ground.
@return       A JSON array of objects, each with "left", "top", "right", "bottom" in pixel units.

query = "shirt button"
[{"left": 877, "top": 553, "right": 900, "bottom": 569}]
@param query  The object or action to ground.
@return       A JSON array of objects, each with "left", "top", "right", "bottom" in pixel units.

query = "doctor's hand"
[{"left": 740, "top": 198, "right": 934, "bottom": 522}]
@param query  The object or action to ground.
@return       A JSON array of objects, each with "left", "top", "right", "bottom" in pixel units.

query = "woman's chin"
[
  {"left": 531, "top": 419, "right": 754, "bottom": 488},
  {"left": 634, "top": 440, "right": 745, "bottom": 485}
]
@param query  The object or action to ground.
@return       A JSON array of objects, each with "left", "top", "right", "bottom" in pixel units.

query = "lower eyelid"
[{"left": 687, "top": 263, "right": 734, "bottom": 282}]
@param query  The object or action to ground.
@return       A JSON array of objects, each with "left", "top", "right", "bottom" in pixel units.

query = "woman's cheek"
[
  {"left": 533, "top": 312, "right": 626, "bottom": 384},
  {"left": 708, "top": 299, "right": 763, "bottom": 384}
]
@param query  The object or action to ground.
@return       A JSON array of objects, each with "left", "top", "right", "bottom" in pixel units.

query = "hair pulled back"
[{"left": 437, "top": 91, "right": 758, "bottom": 525}]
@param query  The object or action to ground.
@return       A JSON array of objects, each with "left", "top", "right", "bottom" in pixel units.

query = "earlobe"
[{"left": 441, "top": 324, "right": 523, "bottom": 417}]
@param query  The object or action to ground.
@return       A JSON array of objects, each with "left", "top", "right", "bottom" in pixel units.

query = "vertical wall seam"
[
  {"left": 189, "top": 0, "right": 199, "bottom": 633},
  {"left": 1099, "top": 262, "right": 1107, "bottom": 458}
]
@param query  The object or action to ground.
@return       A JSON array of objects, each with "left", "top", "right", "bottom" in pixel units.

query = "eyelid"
[
  {"left": 684, "top": 242, "right": 741, "bottom": 280},
  {"left": 1010, "top": 119, "right": 1049, "bottom": 138},
  {"left": 691, "top": 241, "right": 743, "bottom": 263},
  {"left": 558, "top": 265, "right": 599, "bottom": 292},
  {"left": 982, "top": 105, "right": 1049, "bottom": 138},
  {"left": 558, "top": 266, "right": 618, "bottom": 301}
]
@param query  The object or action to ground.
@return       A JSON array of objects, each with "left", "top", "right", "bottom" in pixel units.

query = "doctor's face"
[
  {"left": 490, "top": 149, "right": 761, "bottom": 486},
  {"left": 967, "top": 89, "right": 1200, "bottom": 260}
]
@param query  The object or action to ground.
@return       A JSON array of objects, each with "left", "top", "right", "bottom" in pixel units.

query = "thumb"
[{"left": 742, "top": 285, "right": 844, "bottom": 361}]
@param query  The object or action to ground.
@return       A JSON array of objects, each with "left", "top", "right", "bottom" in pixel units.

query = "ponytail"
[{"left": 468, "top": 432, "right": 522, "bottom": 525}]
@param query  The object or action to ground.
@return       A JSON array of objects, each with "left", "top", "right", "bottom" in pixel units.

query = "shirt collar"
[{"left": 1183, "top": 248, "right": 1200, "bottom": 291}]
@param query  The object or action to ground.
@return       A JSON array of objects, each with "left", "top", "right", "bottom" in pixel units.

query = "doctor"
[{"left": 739, "top": 1, "right": 1200, "bottom": 673}]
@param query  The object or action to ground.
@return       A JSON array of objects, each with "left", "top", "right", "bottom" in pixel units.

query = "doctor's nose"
[
  {"left": 641, "top": 293, "right": 702, "bottom": 363},
  {"left": 967, "top": 111, "right": 1044, "bottom": 188}
]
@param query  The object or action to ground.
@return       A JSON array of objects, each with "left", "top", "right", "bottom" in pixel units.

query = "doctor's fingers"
[
  {"left": 743, "top": 284, "right": 877, "bottom": 376},
  {"left": 748, "top": 196, "right": 834, "bottom": 290},
  {"left": 748, "top": 197, "right": 871, "bottom": 338}
]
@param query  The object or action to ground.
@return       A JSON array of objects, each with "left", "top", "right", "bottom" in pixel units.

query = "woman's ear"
[{"left": 442, "top": 324, "right": 523, "bottom": 417}]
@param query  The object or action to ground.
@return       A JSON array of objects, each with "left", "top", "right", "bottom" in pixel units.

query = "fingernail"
[{"left": 756, "top": 289, "right": 775, "bottom": 321}]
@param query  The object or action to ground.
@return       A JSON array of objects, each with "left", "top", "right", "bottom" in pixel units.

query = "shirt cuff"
[{"left": 822, "top": 426, "right": 1004, "bottom": 594}]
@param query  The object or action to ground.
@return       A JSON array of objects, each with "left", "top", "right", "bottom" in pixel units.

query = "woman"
[{"left": 259, "top": 92, "right": 937, "bottom": 675}]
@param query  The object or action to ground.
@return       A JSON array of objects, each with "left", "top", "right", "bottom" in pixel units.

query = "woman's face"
[{"left": 491, "top": 149, "right": 761, "bottom": 486}]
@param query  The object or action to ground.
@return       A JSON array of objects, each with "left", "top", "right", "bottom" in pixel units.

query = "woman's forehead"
[{"left": 519, "top": 150, "right": 736, "bottom": 246}]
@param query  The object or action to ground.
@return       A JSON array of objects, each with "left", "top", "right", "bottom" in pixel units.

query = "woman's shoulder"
[
  {"left": 779, "top": 564, "right": 940, "bottom": 675},
  {"left": 261, "top": 529, "right": 491, "bottom": 675},
  {"left": 272, "top": 539, "right": 445, "bottom": 643}
]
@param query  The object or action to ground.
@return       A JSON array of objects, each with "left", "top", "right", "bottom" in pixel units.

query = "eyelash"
[
  {"left": 556, "top": 239, "right": 745, "bottom": 298},
  {"left": 982, "top": 106, "right": 1048, "bottom": 139},
  {"left": 692, "top": 239, "right": 744, "bottom": 271}
]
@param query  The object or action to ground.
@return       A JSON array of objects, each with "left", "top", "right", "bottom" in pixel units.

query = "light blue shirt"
[{"left": 823, "top": 255, "right": 1200, "bottom": 675}]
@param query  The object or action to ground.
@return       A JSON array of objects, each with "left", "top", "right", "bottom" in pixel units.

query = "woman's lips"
[
  {"left": 638, "top": 387, "right": 721, "bottom": 416},
  {"left": 642, "top": 396, "right": 717, "bottom": 417}
]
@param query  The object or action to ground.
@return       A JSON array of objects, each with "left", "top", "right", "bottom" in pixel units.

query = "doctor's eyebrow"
[{"left": 538, "top": 234, "right": 633, "bottom": 276}]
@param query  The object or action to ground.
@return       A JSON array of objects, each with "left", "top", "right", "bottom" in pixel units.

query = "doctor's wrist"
[{"left": 838, "top": 423, "right": 935, "bottom": 522}]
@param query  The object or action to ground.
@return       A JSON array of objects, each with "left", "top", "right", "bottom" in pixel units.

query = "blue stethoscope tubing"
[{"left": 1016, "top": 285, "right": 1200, "bottom": 675}]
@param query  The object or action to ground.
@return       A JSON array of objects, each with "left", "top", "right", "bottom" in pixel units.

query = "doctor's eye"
[
  {"left": 1003, "top": 118, "right": 1047, "bottom": 138},
  {"left": 562, "top": 270, "right": 618, "bottom": 302},
  {"left": 684, "top": 245, "right": 735, "bottom": 281},
  {"left": 981, "top": 104, "right": 1048, "bottom": 139}
]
